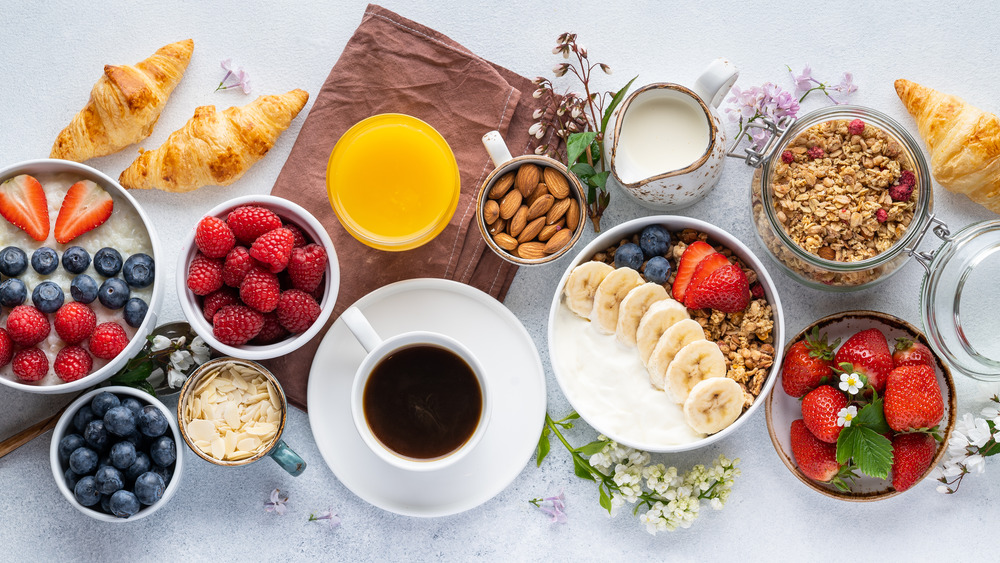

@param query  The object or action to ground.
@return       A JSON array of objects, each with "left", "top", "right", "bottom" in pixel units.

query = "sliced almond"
[
  {"left": 565, "top": 199, "right": 580, "bottom": 231},
  {"left": 515, "top": 163, "right": 541, "bottom": 197},
  {"left": 544, "top": 228, "right": 573, "bottom": 254},
  {"left": 483, "top": 199, "right": 500, "bottom": 224},
  {"left": 499, "top": 189, "right": 522, "bottom": 220},
  {"left": 546, "top": 197, "right": 571, "bottom": 225},
  {"left": 493, "top": 232, "right": 518, "bottom": 251},
  {"left": 488, "top": 172, "right": 515, "bottom": 199},
  {"left": 516, "top": 241, "right": 547, "bottom": 260},
  {"left": 508, "top": 205, "right": 528, "bottom": 237},
  {"left": 517, "top": 216, "right": 546, "bottom": 244},
  {"left": 526, "top": 194, "right": 555, "bottom": 221},
  {"left": 543, "top": 167, "right": 571, "bottom": 199}
]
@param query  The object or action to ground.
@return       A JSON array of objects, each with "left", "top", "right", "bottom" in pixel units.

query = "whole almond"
[
  {"left": 499, "top": 189, "right": 522, "bottom": 220},
  {"left": 526, "top": 182, "right": 549, "bottom": 207},
  {"left": 516, "top": 242, "right": 546, "bottom": 260},
  {"left": 526, "top": 194, "right": 555, "bottom": 221},
  {"left": 488, "top": 217, "right": 506, "bottom": 236},
  {"left": 565, "top": 199, "right": 580, "bottom": 231},
  {"left": 543, "top": 167, "right": 570, "bottom": 199},
  {"left": 493, "top": 232, "right": 518, "bottom": 251},
  {"left": 489, "top": 172, "right": 515, "bottom": 199},
  {"left": 546, "top": 198, "right": 571, "bottom": 225},
  {"left": 537, "top": 223, "right": 561, "bottom": 242},
  {"left": 483, "top": 199, "right": 500, "bottom": 225},
  {"left": 508, "top": 205, "right": 528, "bottom": 237},
  {"left": 515, "top": 163, "right": 541, "bottom": 198},
  {"left": 543, "top": 229, "right": 573, "bottom": 254},
  {"left": 517, "top": 216, "right": 546, "bottom": 244}
]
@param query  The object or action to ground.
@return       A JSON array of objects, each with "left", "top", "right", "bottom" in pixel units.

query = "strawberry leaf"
[
  {"left": 854, "top": 398, "right": 891, "bottom": 435},
  {"left": 837, "top": 426, "right": 893, "bottom": 479}
]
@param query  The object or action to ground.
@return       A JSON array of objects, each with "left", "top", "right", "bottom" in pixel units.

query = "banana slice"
[
  {"left": 683, "top": 377, "right": 744, "bottom": 434},
  {"left": 663, "top": 340, "right": 727, "bottom": 404},
  {"left": 636, "top": 299, "right": 690, "bottom": 366},
  {"left": 590, "top": 267, "right": 644, "bottom": 334},
  {"left": 563, "top": 261, "right": 615, "bottom": 319},
  {"left": 615, "top": 283, "right": 669, "bottom": 347},
  {"left": 646, "top": 319, "right": 706, "bottom": 391}
]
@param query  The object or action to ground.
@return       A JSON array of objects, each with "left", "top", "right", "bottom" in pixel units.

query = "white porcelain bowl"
[
  {"left": 547, "top": 216, "right": 785, "bottom": 452},
  {"left": 176, "top": 194, "right": 339, "bottom": 360},
  {"left": 49, "top": 386, "right": 184, "bottom": 522},
  {"left": 0, "top": 159, "right": 163, "bottom": 394}
]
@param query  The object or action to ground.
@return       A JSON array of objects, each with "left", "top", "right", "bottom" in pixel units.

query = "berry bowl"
[
  {"left": 176, "top": 194, "right": 339, "bottom": 360},
  {"left": 0, "top": 159, "right": 163, "bottom": 394},
  {"left": 547, "top": 215, "right": 785, "bottom": 452},
  {"left": 49, "top": 386, "right": 184, "bottom": 522},
  {"left": 765, "top": 310, "right": 956, "bottom": 501}
]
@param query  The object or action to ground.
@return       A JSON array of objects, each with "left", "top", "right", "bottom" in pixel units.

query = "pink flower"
[
  {"left": 530, "top": 491, "right": 568, "bottom": 523},
  {"left": 264, "top": 488, "right": 288, "bottom": 515},
  {"left": 308, "top": 509, "right": 341, "bottom": 529},
  {"left": 216, "top": 59, "right": 252, "bottom": 94}
]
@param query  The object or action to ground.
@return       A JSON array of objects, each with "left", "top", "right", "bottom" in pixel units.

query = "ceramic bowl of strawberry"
[
  {"left": 0, "top": 159, "right": 163, "bottom": 394},
  {"left": 547, "top": 215, "right": 785, "bottom": 453},
  {"left": 765, "top": 310, "right": 957, "bottom": 501},
  {"left": 176, "top": 194, "right": 339, "bottom": 360}
]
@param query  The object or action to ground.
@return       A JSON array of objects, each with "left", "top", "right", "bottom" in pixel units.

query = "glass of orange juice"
[{"left": 326, "top": 114, "right": 461, "bottom": 251}]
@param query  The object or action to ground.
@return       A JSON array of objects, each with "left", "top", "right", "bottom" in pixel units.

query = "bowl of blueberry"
[{"left": 50, "top": 387, "right": 183, "bottom": 522}]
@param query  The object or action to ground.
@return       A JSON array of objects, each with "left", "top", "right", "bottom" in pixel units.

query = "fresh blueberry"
[
  {"left": 98, "top": 278, "right": 130, "bottom": 309},
  {"left": 123, "top": 254, "right": 155, "bottom": 288},
  {"left": 72, "top": 405, "right": 96, "bottom": 433},
  {"left": 31, "top": 281, "right": 64, "bottom": 313},
  {"left": 110, "top": 441, "right": 137, "bottom": 470},
  {"left": 121, "top": 397, "right": 143, "bottom": 416},
  {"left": 58, "top": 433, "right": 86, "bottom": 463},
  {"left": 97, "top": 453, "right": 113, "bottom": 469},
  {"left": 125, "top": 452, "right": 152, "bottom": 483},
  {"left": 84, "top": 420, "right": 109, "bottom": 451},
  {"left": 121, "top": 430, "right": 143, "bottom": 449},
  {"left": 614, "top": 243, "right": 644, "bottom": 270},
  {"left": 103, "top": 406, "right": 136, "bottom": 437},
  {"left": 64, "top": 468, "right": 81, "bottom": 491},
  {"left": 151, "top": 464, "right": 172, "bottom": 486},
  {"left": 133, "top": 472, "right": 165, "bottom": 506},
  {"left": 149, "top": 436, "right": 176, "bottom": 467},
  {"left": 639, "top": 225, "right": 672, "bottom": 258},
  {"left": 70, "top": 274, "right": 99, "bottom": 304},
  {"left": 123, "top": 297, "right": 148, "bottom": 328},
  {"left": 68, "top": 447, "right": 99, "bottom": 475},
  {"left": 0, "top": 247, "right": 27, "bottom": 277},
  {"left": 62, "top": 246, "right": 91, "bottom": 274},
  {"left": 93, "top": 248, "right": 123, "bottom": 277},
  {"left": 31, "top": 247, "right": 59, "bottom": 275},
  {"left": 95, "top": 465, "right": 124, "bottom": 495},
  {"left": 643, "top": 256, "right": 672, "bottom": 285},
  {"left": 0, "top": 278, "right": 26, "bottom": 308},
  {"left": 109, "top": 490, "right": 141, "bottom": 518},
  {"left": 74, "top": 475, "right": 101, "bottom": 507},
  {"left": 90, "top": 391, "right": 120, "bottom": 418},
  {"left": 137, "top": 405, "right": 168, "bottom": 438},
  {"left": 100, "top": 494, "right": 113, "bottom": 514}
]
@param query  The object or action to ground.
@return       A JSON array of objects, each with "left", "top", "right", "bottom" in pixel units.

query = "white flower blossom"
[
  {"left": 150, "top": 335, "right": 172, "bottom": 352},
  {"left": 170, "top": 349, "right": 194, "bottom": 371},
  {"left": 837, "top": 405, "right": 858, "bottom": 428},
  {"left": 167, "top": 368, "right": 188, "bottom": 389},
  {"left": 190, "top": 336, "right": 210, "bottom": 366},
  {"left": 839, "top": 372, "right": 863, "bottom": 395}
]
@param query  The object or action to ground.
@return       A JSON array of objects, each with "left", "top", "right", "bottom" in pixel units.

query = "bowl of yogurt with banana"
[{"left": 547, "top": 216, "right": 784, "bottom": 452}]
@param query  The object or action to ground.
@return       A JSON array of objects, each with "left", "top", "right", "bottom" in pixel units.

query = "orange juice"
[{"left": 326, "top": 114, "right": 460, "bottom": 251}]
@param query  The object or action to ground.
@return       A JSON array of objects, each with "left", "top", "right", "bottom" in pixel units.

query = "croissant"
[
  {"left": 51, "top": 39, "right": 194, "bottom": 162},
  {"left": 119, "top": 89, "right": 309, "bottom": 192},
  {"left": 894, "top": 79, "right": 1000, "bottom": 214}
]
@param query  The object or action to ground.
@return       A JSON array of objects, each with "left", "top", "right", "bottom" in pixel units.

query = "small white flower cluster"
[
  {"left": 150, "top": 335, "right": 210, "bottom": 388},
  {"left": 934, "top": 406, "right": 1000, "bottom": 493},
  {"left": 589, "top": 437, "right": 740, "bottom": 535}
]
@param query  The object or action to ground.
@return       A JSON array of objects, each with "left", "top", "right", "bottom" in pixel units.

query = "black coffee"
[{"left": 363, "top": 345, "right": 482, "bottom": 460}]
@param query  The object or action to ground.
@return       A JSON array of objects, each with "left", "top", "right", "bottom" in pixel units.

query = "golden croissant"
[
  {"left": 51, "top": 39, "right": 194, "bottom": 162},
  {"left": 119, "top": 89, "right": 309, "bottom": 192},
  {"left": 894, "top": 79, "right": 1000, "bottom": 214}
]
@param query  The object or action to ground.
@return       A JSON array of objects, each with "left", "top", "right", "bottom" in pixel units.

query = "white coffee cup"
[{"left": 341, "top": 306, "right": 491, "bottom": 471}]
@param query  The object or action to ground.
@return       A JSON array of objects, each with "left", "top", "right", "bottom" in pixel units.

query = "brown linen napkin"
[{"left": 262, "top": 4, "right": 544, "bottom": 411}]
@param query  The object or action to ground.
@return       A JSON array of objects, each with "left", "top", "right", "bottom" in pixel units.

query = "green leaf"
[
  {"left": 570, "top": 162, "right": 596, "bottom": 177},
  {"left": 562, "top": 412, "right": 580, "bottom": 421},
  {"left": 854, "top": 399, "right": 891, "bottom": 435},
  {"left": 598, "top": 485, "right": 612, "bottom": 513},
  {"left": 576, "top": 440, "right": 606, "bottom": 456},
  {"left": 587, "top": 184, "right": 597, "bottom": 205},
  {"left": 591, "top": 171, "right": 610, "bottom": 190},
  {"left": 600, "top": 75, "right": 638, "bottom": 134},
  {"left": 572, "top": 455, "right": 596, "bottom": 481},
  {"left": 109, "top": 362, "right": 156, "bottom": 385},
  {"left": 135, "top": 381, "right": 157, "bottom": 397},
  {"left": 535, "top": 427, "right": 551, "bottom": 467},
  {"left": 837, "top": 426, "right": 893, "bottom": 479},
  {"left": 567, "top": 132, "right": 597, "bottom": 165}
]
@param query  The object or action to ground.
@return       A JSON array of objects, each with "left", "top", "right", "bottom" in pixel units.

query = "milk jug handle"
[
  {"left": 482, "top": 131, "right": 514, "bottom": 168},
  {"left": 693, "top": 58, "right": 739, "bottom": 109}
]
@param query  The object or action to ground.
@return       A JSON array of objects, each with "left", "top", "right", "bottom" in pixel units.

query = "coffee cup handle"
[
  {"left": 268, "top": 439, "right": 306, "bottom": 476},
  {"left": 482, "top": 130, "right": 514, "bottom": 168},
  {"left": 341, "top": 306, "right": 383, "bottom": 353},
  {"left": 693, "top": 58, "right": 739, "bottom": 109}
]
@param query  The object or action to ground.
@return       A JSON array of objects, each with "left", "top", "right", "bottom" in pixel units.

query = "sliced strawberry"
[
  {"left": 0, "top": 174, "right": 50, "bottom": 241},
  {"left": 54, "top": 180, "right": 113, "bottom": 244},
  {"left": 671, "top": 241, "right": 714, "bottom": 303},
  {"left": 684, "top": 252, "right": 730, "bottom": 299},
  {"left": 684, "top": 264, "right": 751, "bottom": 313}
]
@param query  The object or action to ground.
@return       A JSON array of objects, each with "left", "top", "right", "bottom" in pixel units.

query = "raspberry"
[
  {"left": 251, "top": 312, "right": 289, "bottom": 345},
  {"left": 226, "top": 205, "right": 282, "bottom": 245},
  {"left": 187, "top": 253, "right": 224, "bottom": 296},
  {"left": 781, "top": 150, "right": 794, "bottom": 164},
  {"left": 12, "top": 348, "right": 48, "bottom": 382},
  {"left": 876, "top": 208, "right": 888, "bottom": 223},
  {"left": 240, "top": 267, "right": 281, "bottom": 313},
  {"left": 90, "top": 322, "right": 129, "bottom": 360},
  {"left": 249, "top": 228, "right": 295, "bottom": 273},
  {"left": 283, "top": 221, "right": 309, "bottom": 247},
  {"left": 900, "top": 169, "right": 916, "bottom": 187},
  {"left": 221, "top": 246, "right": 253, "bottom": 287},
  {"left": 194, "top": 216, "right": 236, "bottom": 259},
  {"left": 848, "top": 119, "right": 865, "bottom": 136},
  {"left": 212, "top": 305, "right": 264, "bottom": 346},
  {"left": 6, "top": 305, "right": 50, "bottom": 347},
  {"left": 202, "top": 287, "right": 239, "bottom": 322},
  {"left": 287, "top": 244, "right": 328, "bottom": 292},
  {"left": 54, "top": 302, "right": 97, "bottom": 345},
  {"left": 889, "top": 182, "right": 914, "bottom": 202},
  {"left": 54, "top": 345, "right": 93, "bottom": 382},
  {"left": 276, "top": 290, "right": 321, "bottom": 333},
  {"left": 807, "top": 145, "right": 825, "bottom": 160},
  {"left": 0, "top": 328, "right": 12, "bottom": 368},
  {"left": 750, "top": 283, "right": 765, "bottom": 299}
]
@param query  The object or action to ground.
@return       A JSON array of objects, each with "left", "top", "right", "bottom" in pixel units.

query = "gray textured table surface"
[{"left": 1, "top": 0, "right": 997, "bottom": 560}]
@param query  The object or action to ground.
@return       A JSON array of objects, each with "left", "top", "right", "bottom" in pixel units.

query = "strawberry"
[
  {"left": 251, "top": 312, "right": 289, "bottom": 345},
  {"left": 54, "top": 345, "right": 93, "bottom": 382},
  {"left": 670, "top": 241, "right": 715, "bottom": 302},
  {"left": 834, "top": 328, "right": 894, "bottom": 393},
  {"left": 240, "top": 267, "right": 281, "bottom": 313},
  {"left": 187, "top": 253, "right": 224, "bottom": 296},
  {"left": 6, "top": 305, "right": 50, "bottom": 347},
  {"left": 226, "top": 205, "right": 282, "bottom": 245},
  {"left": 212, "top": 305, "right": 264, "bottom": 346},
  {"left": 89, "top": 322, "right": 129, "bottom": 360},
  {"left": 684, "top": 252, "right": 730, "bottom": 298},
  {"left": 54, "top": 180, "right": 113, "bottom": 244},
  {"left": 287, "top": 244, "right": 327, "bottom": 292},
  {"left": 0, "top": 174, "right": 50, "bottom": 241},
  {"left": 683, "top": 264, "right": 751, "bottom": 313},
  {"left": 283, "top": 221, "right": 309, "bottom": 247},
  {"left": 249, "top": 227, "right": 295, "bottom": 273},
  {"left": 0, "top": 328, "right": 12, "bottom": 368},
  {"left": 276, "top": 289, "right": 321, "bottom": 333},
  {"left": 801, "top": 385, "right": 848, "bottom": 443},
  {"left": 891, "top": 432, "right": 937, "bottom": 492},
  {"left": 221, "top": 246, "right": 253, "bottom": 287},
  {"left": 884, "top": 365, "right": 944, "bottom": 432},
  {"left": 194, "top": 216, "right": 236, "bottom": 259},
  {"left": 202, "top": 287, "right": 240, "bottom": 322},
  {"left": 781, "top": 327, "right": 839, "bottom": 398},
  {"left": 12, "top": 348, "right": 48, "bottom": 382},
  {"left": 54, "top": 302, "right": 97, "bottom": 345},
  {"left": 892, "top": 338, "right": 935, "bottom": 368},
  {"left": 790, "top": 419, "right": 842, "bottom": 482}
]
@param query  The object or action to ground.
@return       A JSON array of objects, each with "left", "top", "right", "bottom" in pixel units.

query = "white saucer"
[{"left": 307, "top": 278, "right": 546, "bottom": 517}]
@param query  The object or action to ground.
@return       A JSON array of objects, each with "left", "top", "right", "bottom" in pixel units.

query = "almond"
[
  {"left": 499, "top": 189, "right": 522, "bottom": 220},
  {"left": 543, "top": 167, "right": 570, "bottom": 199},
  {"left": 543, "top": 229, "right": 573, "bottom": 254},
  {"left": 493, "top": 232, "right": 518, "bottom": 251},
  {"left": 546, "top": 198, "right": 571, "bottom": 225},
  {"left": 508, "top": 205, "right": 528, "bottom": 237},
  {"left": 526, "top": 194, "right": 555, "bottom": 221},
  {"left": 515, "top": 163, "right": 541, "bottom": 198},
  {"left": 526, "top": 182, "right": 549, "bottom": 207},
  {"left": 516, "top": 241, "right": 546, "bottom": 260},
  {"left": 565, "top": 199, "right": 580, "bottom": 231},
  {"left": 537, "top": 223, "right": 562, "bottom": 242},
  {"left": 489, "top": 172, "right": 515, "bottom": 199},
  {"left": 488, "top": 217, "right": 506, "bottom": 236},
  {"left": 483, "top": 199, "right": 500, "bottom": 225},
  {"left": 517, "top": 217, "right": 546, "bottom": 244}
]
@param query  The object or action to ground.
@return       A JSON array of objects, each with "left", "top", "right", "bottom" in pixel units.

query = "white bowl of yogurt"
[
  {"left": 547, "top": 216, "right": 784, "bottom": 452},
  {"left": 0, "top": 159, "right": 163, "bottom": 394}
]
